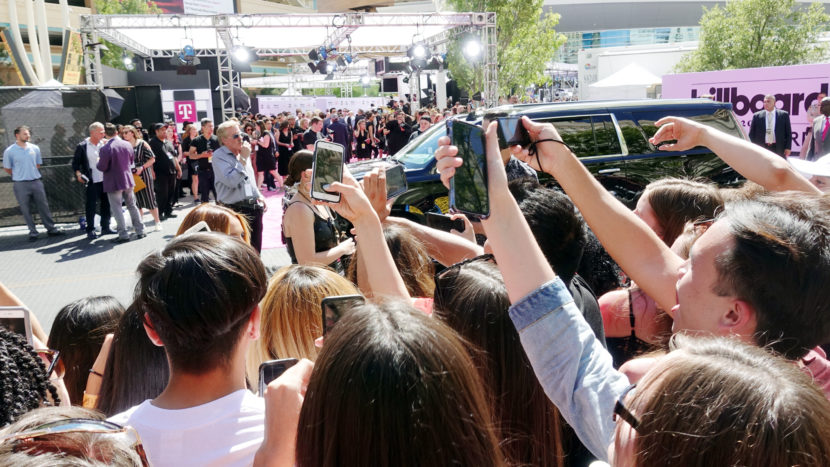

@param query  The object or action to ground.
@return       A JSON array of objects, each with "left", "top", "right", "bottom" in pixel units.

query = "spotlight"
[
  {"left": 319, "top": 47, "right": 328, "bottom": 60},
  {"left": 336, "top": 56, "right": 347, "bottom": 68},
  {"left": 361, "top": 75, "right": 371, "bottom": 85},
  {"left": 122, "top": 52, "right": 134, "bottom": 70},
  {"left": 308, "top": 48, "right": 319, "bottom": 61},
  {"left": 307, "top": 61, "right": 317, "bottom": 73},
  {"left": 463, "top": 38, "right": 482, "bottom": 59},
  {"left": 342, "top": 53, "right": 353, "bottom": 64},
  {"left": 412, "top": 44, "right": 426, "bottom": 59},
  {"left": 232, "top": 46, "right": 251, "bottom": 63}
]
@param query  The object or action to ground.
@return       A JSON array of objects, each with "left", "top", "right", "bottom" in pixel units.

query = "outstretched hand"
[
  {"left": 361, "top": 167, "right": 394, "bottom": 222},
  {"left": 649, "top": 117, "right": 706, "bottom": 151},
  {"left": 509, "top": 116, "right": 563, "bottom": 174},
  {"left": 313, "top": 168, "right": 378, "bottom": 225}
]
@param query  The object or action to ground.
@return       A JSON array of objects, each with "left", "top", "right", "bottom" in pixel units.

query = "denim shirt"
[{"left": 508, "top": 278, "right": 630, "bottom": 461}]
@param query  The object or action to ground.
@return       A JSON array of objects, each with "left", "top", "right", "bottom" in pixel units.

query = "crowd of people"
[{"left": 2, "top": 100, "right": 830, "bottom": 466}]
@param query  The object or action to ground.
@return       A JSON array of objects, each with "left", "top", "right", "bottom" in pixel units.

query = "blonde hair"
[{"left": 246, "top": 265, "right": 359, "bottom": 388}]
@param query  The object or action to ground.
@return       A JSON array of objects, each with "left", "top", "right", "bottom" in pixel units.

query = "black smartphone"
[
  {"left": 321, "top": 294, "right": 365, "bottom": 336},
  {"left": 385, "top": 164, "right": 408, "bottom": 199},
  {"left": 311, "top": 140, "right": 345, "bottom": 203},
  {"left": 447, "top": 119, "right": 489, "bottom": 219},
  {"left": 425, "top": 212, "right": 465, "bottom": 233},
  {"left": 498, "top": 116, "right": 532, "bottom": 148},
  {"left": 258, "top": 358, "right": 299, "bottom": 395}
]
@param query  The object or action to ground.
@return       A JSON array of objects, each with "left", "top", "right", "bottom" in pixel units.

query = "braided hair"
[{"left": 0, "top": 327, "right": 59, "bottom": 426}]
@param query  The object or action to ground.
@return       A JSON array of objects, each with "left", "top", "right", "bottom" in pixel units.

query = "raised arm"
[{"left": 650, "top": 117, "right": 819, "bottom": 194}]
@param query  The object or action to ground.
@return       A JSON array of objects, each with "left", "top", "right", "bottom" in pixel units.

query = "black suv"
[{"left": 349, "top": 99, "right": 746, "bottom": 220}]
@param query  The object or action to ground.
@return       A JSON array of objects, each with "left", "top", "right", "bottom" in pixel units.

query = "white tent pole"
[
  {"left": 6, "top": 0, "right": 40, "bottom": 85},
  {"left": 35, "top": 0, "right": 54, "bottom": 81},
  {"left": 24, "top": 0, "right": 45, "bottom": 83},
  {"left": 58, "top": 0, "right": 70, "bottom": 32}
]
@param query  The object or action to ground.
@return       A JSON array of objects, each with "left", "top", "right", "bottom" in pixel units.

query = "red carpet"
[{"left": 261, "top": 189, "right": 285, "bottom": 250}]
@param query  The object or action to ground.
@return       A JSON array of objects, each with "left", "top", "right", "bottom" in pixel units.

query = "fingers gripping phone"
[
  {"left": 446, "top": 120, "right": 490, "bottom": 219},
  {"left": 0, "top": 307, "right": 33, "bottom": 345},
  {"left": 321, "top": 294, "right": 365, "bottom": 336},
  {"left": 384, "top": 163, "right": 408, "bottom": 199},
  {"left": 425, "top": 212, "right": 465, "bottom": 233},
  {"left": 311, "top": 141, "right": 346, "bottom": 203},
  {"left": 498, "top": 116, "right": 532, "bottom": 148},
  {"left": 258, "top": 358, "right": 299, "bottom": 395}
]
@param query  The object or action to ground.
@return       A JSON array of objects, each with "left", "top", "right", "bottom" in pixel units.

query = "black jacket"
[{"left": 71, "top": 139, "right": 94, "bottom": 178}]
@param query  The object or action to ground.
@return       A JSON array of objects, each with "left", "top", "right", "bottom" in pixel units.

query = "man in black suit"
[
  {"left": 748, "top": 94, "right": 792, "bottom": 158},
  {"left": 806, "top": 97, "right": 830, "bottom": 161}
]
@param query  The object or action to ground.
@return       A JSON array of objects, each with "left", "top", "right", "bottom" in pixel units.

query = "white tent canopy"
[{"left": 590, "top": 63, "right": 661, "bottom": 88}]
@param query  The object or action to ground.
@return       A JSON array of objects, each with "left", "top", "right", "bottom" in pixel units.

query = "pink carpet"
[{"left": 261, "top": 189, "right": 286, "bottom": 250}]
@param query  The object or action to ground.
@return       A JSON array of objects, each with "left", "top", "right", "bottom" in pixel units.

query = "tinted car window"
[
  {"left": 617, "top": 119, "right": 653, "bottom": 154},
  {"left": 635, "top": 108, "right": 739, "bottom": 140},
  {"left": 393, "top": 124, "right": 444, "bottom": 170},
  {"left": 543, "top": 115, "right": 622, "bottom": 158}
]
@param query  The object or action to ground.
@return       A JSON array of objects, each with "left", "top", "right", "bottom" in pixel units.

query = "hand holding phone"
[
  {"left": 258, "top": 358, "right": 299, "bottom": 395},
  {"left": 425, "top": 212, "right": 465, "bottom": 233},
  {"left": 497, "top": 116, "right": 532, "bottom": 149},
  {"left": 384, "top": 164, "right": 407, "bottom": 199}
]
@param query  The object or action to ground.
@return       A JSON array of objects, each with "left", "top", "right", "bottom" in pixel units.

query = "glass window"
[
  {"left": 543, "top": 115, "right": 622, "bottom": 158},
  {"left": 617, "top": 119, "right": 653, "bottom": 155},
  {"left": 393, "top": 125, "right": 444, "bottom": 170}
]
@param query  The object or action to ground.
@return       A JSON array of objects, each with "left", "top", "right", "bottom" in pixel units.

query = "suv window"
[
  {"left": 542, "top": 114, "right": 622, "bottom": 158},
  {"left": 393, "top": 125, "right": 444, "bottom": 170},
  {"left": 617, "top": 119, "right": 653, "bottom": 154},
  {"left": 635, "top": 108, "right": 739, "bottom": 140}
]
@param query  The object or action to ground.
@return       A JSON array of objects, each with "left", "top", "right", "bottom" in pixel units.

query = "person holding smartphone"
[{"left": 281, "top": 151, "right": 355, "bottom": 272}]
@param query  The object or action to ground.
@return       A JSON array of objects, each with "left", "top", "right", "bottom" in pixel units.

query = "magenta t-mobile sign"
[
  {"left": 174, "top": 100, "right": 197, "bottom": 123},
  {"left": 663, "top": 63, "right": 830, "bottom": 152}
]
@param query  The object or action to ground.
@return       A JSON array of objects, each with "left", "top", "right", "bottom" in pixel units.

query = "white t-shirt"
[
  {"left": 109, "top": 389, "right": 265, "bottom": 467},
  {"left": 86, "top": 138, "right": 105, "bottom": 183}
]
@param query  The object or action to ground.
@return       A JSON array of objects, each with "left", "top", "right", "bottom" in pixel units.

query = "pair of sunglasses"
[
  {"left": 0, "top": 418, "right": 149, "bottom": 466},
  {"left": 35, "top": 348, "right": 63, "bottom": 379}
]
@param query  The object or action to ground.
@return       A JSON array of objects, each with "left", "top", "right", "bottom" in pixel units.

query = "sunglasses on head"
[
  {"left": 0, "top": 418, "right": 149, "bottom": 466},
  {"left": 35, "top": 348, "right": 64, "bottom": 379}
]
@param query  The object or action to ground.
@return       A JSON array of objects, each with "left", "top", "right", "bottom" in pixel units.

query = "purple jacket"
[{"left": 97, "top": 137, "right": 135, "bottom": 193}]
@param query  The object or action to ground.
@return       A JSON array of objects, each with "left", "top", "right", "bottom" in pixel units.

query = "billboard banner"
[
  {"left": 663, "top": 63, "right": 830, "bottom": 152},
  {"left": 58, "top": 31, "right": 84, "bottom": 85},
  {"left": 151, "top": 0, "right": 235, "bottom": 14}
]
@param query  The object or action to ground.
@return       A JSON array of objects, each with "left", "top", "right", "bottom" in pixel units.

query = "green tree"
[
  {"left": 445, "top": 0, "right": 566, "bottom": 99},
  {"left": 676, "top": 0, "right": 829, "bottom": 72},
  {"left": 94, "top": 0, "right": 162, "bottom": 70}
]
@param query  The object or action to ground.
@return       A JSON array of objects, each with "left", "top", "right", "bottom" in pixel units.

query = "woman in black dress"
[
  {"left": 353, "top": 119, "right": 372, "bottom": 160},
  {"left": 255, "top": 119, "right": 279, "bottom": 191},
  {"left": 276, "top": 120, "right": 294, "bottom": 188},
  {"left": 122, "top": 125, "right": 162, "bottom": 231}
]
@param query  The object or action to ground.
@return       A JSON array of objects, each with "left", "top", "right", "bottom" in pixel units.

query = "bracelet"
[
  {"left": 526, "top": 138, "right": 572, "bottom": 174},
  {"left": 89, "top": 369, "right": 103, "bottom": 378}
]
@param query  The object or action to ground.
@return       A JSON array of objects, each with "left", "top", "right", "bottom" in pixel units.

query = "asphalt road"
[{"left": 0, "top": 203, "right": 291, "bottom": 334}]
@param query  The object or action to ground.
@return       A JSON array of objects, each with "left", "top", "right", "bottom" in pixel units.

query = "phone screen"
[
  {"left": 258, "top": 358, "right": 299, "bottom": 395},
  {"left": 425, "top": 212, "right": 465, "bottom": 233},
  {"left": 0, "top": 307, "right": 32, "bottom": 345},
  {"left": 499, "top": 116, "right": 531, "bottom": 148},
  {"left": 321, "top": 295, "right": 365, "bottom": 335},
  {"left": 385, "top": 165, "right": 407, "bottom": 199},
  {"left": 448, "top": 120, "right": 489, "bottom": 218},
  {"left": 311, "top": 142, "right": 345, "bottom": 202}
]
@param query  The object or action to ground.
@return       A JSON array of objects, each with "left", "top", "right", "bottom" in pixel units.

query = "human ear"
[
  {"left": 247, "top": 305, "right": 261, "bottom": 341},
  {"left": 143, "top": 313, "right": 165, "bottom": 347},
  {"left": 722, "top": 299, "right": 757, "bottom": 336}
]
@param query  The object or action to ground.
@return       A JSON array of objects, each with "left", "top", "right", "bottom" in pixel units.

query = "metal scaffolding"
[{"left": 79, "top": 12, "right": 499, "bottom": 116}]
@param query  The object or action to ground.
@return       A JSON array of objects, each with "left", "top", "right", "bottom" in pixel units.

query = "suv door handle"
[{"left": 598, "top": 168, "right": 621, "bottom": 174}]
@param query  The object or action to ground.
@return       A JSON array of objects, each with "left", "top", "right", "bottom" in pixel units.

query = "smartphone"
[
  {"left": 498, "top": 116, "right": 532, "bottom": 148},
  {"left": 0, "top": 307, "right": 33, "bottom": 345},
  {"left": 446, "top": 120, "right": 489, "bottom": 219},
  {"left": 385, "top": 164, "right": 408, "bottom": 199},
  {"left": 258, "top": 358, "right": 299, "bottom": 395},
  {"left": 425, "top": 212, "right": 465, "bottom": 233},
  {"left": 321, "top": 294, "right": 365, "bottom": 336},
  {"left": 311, "top": 140, "right": 345, "bottom": 203},
  {"left": 181, "top": 220, "right": 211, "bottom": 235}
]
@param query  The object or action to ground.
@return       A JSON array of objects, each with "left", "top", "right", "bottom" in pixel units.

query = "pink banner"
[
  {"left": 174, "top": 100, "right": 197, "bottom": 124},
  {"left": 662, "top": 63, "right": 830, "bottom": 152}
]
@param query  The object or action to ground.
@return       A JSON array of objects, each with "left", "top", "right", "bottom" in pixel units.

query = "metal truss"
[{"left": 80, "top": 12, "right": 498, "bottom": 113}]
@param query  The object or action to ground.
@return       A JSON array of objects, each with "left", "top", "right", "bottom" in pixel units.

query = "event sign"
[
  {"left": 174, "top": 101, "right": 197, "bottom": 123},
  {"left": 663, "top": 63, "right": 830, "bottom": 152}
]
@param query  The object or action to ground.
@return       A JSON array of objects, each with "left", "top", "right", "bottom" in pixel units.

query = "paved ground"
[{"left": 0, "top": 202, "right": 291, "bottom": 335}]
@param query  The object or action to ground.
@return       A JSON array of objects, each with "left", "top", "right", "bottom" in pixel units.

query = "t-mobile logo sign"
[{"left": 174, "top": 100, "right": 197, "bottom": 123}]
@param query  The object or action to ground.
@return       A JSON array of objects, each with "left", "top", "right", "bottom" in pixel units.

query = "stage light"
[
  {"left": 308, "top": 48, "right": 319, "bottom": 61},
  {"left": 122, "top": 52, "right": 134, "bottom": 70},
  {"left": 232, "top": 46, "right": 251, "bottom": 63},
  {"left": 319, "top": 47, "right": 328, "bottom": 60},
  {"left": 307, "top": 61, "right": 317, "bottom": 73},
  {"left": 412, "top": 44, "right": 426, "bottom": 59},
  {"left": 361, "top": 75, "right": 371, "bottom": 85},
  {"left": 463, "top": 38, "right": 482, "bottom": 59},
  {"left": 336, "top": 56, "right": 347, "bottom": 68}
]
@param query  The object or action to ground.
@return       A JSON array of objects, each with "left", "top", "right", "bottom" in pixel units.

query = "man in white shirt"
[
  {"left": 109, "top": 233, "right": 268, "bottom": 467},
  {"left": 748, "top": 94, "right": 792, "bottom": 158}
]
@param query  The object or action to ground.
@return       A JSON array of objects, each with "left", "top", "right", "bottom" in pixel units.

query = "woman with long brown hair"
[{"left": 121, "top": 125, "right": 162, "bottom": 231}]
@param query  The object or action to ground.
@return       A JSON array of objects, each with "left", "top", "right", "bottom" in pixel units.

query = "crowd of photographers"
[{"left": 1, "top": 109, "right": 830, "bottom": 466}]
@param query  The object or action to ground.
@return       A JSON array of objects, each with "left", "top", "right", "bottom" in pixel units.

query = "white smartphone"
[
  {"left": 0, "top": 307, "right": 33, "bottom": 345},
  {"left": 311, "top": 140, "right": 345, "bottom": 203}
]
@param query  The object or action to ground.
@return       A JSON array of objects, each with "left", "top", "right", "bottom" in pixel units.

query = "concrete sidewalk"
[{"left": 0, "top": 203, "right": 291, "bottom": 334}]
